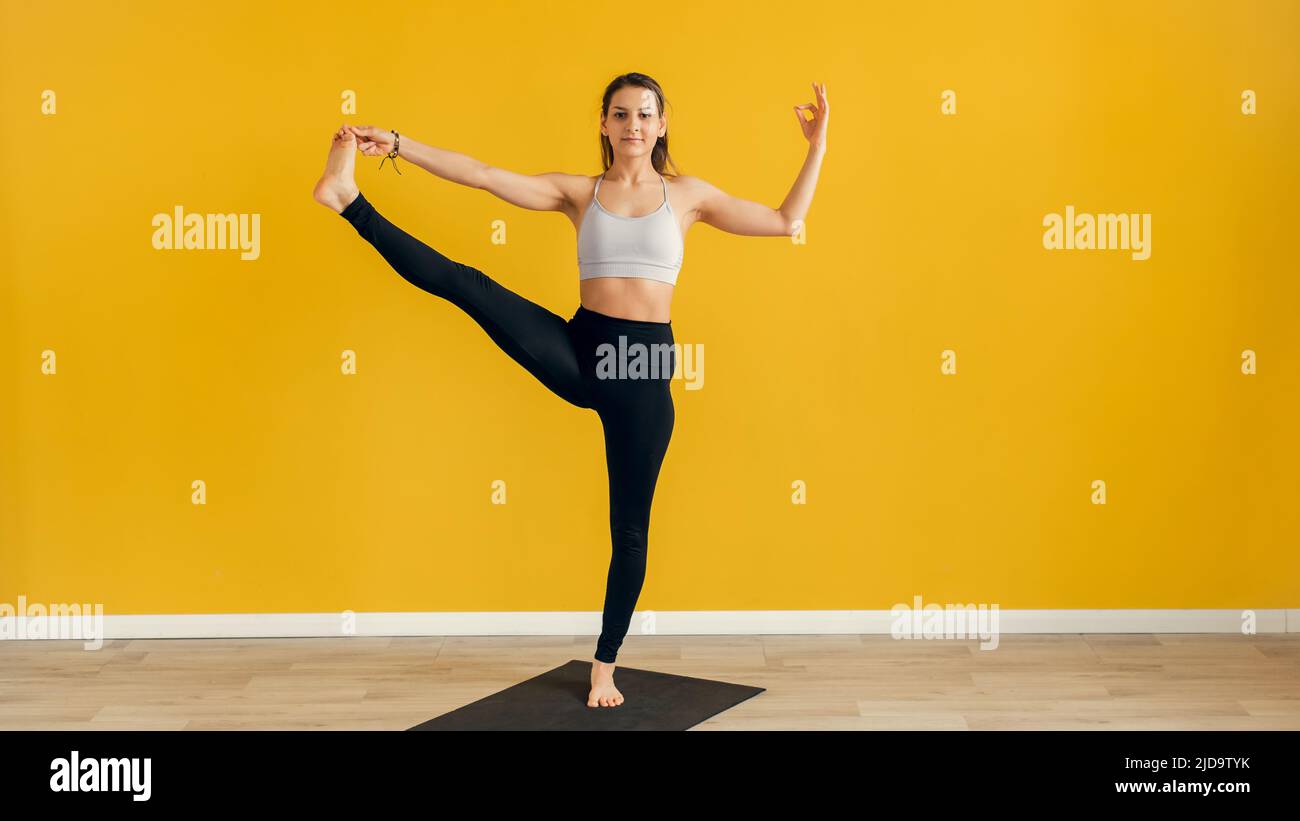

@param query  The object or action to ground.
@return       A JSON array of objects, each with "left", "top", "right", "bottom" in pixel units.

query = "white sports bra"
[{"left": 577, "top": 172, "right": 684, "bottom": 286}]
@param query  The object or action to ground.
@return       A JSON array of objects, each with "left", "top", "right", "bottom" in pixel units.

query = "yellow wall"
[{"left": 2, "top": 0, "right": 1296, "bottom": 615}]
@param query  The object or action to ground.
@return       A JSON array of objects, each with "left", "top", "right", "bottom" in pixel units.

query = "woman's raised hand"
[
  {"left": 347, "top": 125, "right": 396, "bottom": 157},
  {"left": 793, "top": 82, "right": 829, "bottom": 149}
]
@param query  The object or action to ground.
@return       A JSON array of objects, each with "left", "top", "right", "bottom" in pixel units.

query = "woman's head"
[{"left": 598, "top": 73, "right": 680, "bottom": 175}]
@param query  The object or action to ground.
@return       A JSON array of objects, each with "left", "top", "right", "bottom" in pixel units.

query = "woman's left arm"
[{"left": 695, "top": 82, "right": 828, "bottom": 237}]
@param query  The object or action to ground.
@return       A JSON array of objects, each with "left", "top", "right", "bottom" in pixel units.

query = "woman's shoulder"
[
  {"left": 663, "top": 174, "right": 720, "bottom": 209},
  {"left": 665, "top": 173, "right": 709, "bottom": 192},
  {"left": 539, "top": 172, "right": 602, "bottom": 208}
]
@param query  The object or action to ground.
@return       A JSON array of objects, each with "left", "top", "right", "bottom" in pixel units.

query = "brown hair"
[{"left": 598, "top": 72, "right": 681, "bottom": 176}]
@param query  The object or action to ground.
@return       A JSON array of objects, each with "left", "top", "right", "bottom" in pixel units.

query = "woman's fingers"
[
  {"left": 807, "top": 82, "right": 827, "bottom": 113},
  {"left": 344, "top": 124, "right": 393, "bottom": 156},
  {"left": 349, "top": 125, "right": 392, "bottom": 150}
]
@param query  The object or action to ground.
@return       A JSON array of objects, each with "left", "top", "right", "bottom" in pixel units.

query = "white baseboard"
[{"left": 1, "top": 608, "right": 1294, "bottom": 641}]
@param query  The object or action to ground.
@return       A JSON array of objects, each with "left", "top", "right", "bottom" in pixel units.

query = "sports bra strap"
[{"left": 591, "top": 172, "right": 669, "bottom": 212}]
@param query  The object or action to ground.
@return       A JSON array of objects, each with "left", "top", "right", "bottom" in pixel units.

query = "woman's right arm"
[{"left": 348, "top": 126, "right": 572, "bottom": 213}]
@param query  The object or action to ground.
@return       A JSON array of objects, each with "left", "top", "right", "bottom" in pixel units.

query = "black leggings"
[{"left": 339, "top": 191, "right": 675, "bottom": 664}]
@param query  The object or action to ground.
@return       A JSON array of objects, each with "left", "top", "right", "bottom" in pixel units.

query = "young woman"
[{"left": 312, "top": 73, "right": 828, "bottom": 709}]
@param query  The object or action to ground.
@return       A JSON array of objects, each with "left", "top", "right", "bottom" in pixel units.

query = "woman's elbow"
[{"left": 469, "top": 163, "right": 495, "bottom": 190}]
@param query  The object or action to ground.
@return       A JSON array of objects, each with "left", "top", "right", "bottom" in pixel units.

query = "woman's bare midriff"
[
  {"left": 570, "top": 173, "right": 692, "bottom": 323},
  {"left": 580, "top": 277, "right": 674, "bottom": 323}
]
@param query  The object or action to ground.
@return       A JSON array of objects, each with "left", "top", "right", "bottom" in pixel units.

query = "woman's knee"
[{"left": 610, "top": 521, "right": 649, "bottom": 559}]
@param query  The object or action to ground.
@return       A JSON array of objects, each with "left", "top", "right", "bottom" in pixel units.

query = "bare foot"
[
  {"left": 589, "top": 660, "right": 624, "bottom": 707},
  {"left": 312, "top": 126, "right": 360, "bottom": 213}
]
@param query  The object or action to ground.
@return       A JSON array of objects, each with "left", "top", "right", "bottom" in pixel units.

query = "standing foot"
[{"left": 589, "top": 660, "right": 624, "bottom": 707}]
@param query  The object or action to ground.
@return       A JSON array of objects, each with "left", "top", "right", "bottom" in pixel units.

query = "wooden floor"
[{"left": 2, "top": 633, "right": 1298, "bottom": 730}]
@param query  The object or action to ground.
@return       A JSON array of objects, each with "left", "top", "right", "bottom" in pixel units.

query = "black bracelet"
[{"left": 380, "top": 130, "right": 402, "bottom": 175}]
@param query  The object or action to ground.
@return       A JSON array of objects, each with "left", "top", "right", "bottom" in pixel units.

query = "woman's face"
[{"left": 603, "top": 85, "right": 665, "bottom": 158}]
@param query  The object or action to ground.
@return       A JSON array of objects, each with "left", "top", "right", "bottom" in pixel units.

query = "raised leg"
[{"left": 314, "top": 127, "right": 588, "bottom": 408}]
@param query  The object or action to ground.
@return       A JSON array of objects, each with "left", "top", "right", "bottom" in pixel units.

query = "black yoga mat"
[{"left": 408, "top": 659, "right": 765, "bottom": 730}]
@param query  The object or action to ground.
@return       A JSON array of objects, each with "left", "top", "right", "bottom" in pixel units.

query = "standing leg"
[
  {"left": 593, "top": 388, "right": 675, "bottom": 664},
  {"left": 569, "top": 311, "right": 678, "bottom": 707}
]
